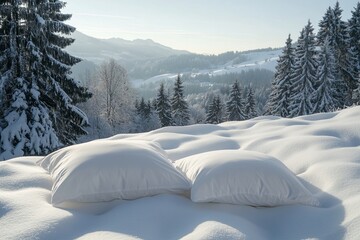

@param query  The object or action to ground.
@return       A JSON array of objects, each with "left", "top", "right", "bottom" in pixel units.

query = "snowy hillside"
[
  {"left": 132, "top": 48, "right": 281, "bottom": 87},
  {"left": 1, "top": 106, "right": 360, "bottom": 239},
  {"left": 67, "top": 31, "right": 279, "bottom": 82}
]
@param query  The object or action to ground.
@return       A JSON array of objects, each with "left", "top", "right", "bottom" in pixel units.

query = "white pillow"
[
  {"left": 174, "top": 150, "right": 320, "bottom": 207},
  {"left": 37, "top": 139, "right": 190, "bottom": 205}
]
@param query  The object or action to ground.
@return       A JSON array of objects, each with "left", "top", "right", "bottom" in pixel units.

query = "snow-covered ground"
[{"left": 1, "top": 106, "right": 360, "bottom": 239}]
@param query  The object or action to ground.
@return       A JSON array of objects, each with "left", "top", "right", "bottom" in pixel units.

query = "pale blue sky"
[{"left": 64, "top": 0, "right": 359, "bottom": 54}]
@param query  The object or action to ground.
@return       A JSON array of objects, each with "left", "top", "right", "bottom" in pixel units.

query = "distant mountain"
[
  {"left": 66, "top": 31, "right": 190, "bottom": 63},
  {"left": 67, "top": 31, "right": 280, "bottom": 83}
]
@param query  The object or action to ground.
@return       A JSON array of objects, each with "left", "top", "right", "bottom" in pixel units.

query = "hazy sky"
[{"left": 64, "top": 0, "right": 359, "bottom": 54}]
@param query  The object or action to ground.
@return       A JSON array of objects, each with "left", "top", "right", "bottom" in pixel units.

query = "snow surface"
[{"left": 1, "top": 106, "right": 360, "bottom": 239}]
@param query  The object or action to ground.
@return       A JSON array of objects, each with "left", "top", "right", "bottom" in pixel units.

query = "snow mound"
[
  {"left": 37, "top": 139, "right": 190, "bottom": 205},
  {"left": 175, "top": 150, "right": 319, "bottom": 207},
  {"left": 1, "top": 106, "right": 360, "bottom": 239}
]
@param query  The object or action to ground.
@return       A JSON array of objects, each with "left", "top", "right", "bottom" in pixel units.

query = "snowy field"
[{"left": 1, "top": 106, "right": 360, "bottom": 240}]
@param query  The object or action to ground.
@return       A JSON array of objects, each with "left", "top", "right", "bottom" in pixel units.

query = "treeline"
[
  {"left": 76, "top": 61, "right": 266, "bottom": 138},
  {"left": 132, "top": 76, "right": 258, "bottom": 133},
  {"left": 136, "top": 69, "right": 273, "bottom": 98},
  {"left": 266, "top": 2, "right": 360, "bottom": 117},
  {"left": 127, "top": 51, "right": 249, "bottom": 79}
]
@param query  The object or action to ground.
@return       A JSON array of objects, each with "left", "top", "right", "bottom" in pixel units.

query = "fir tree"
[
  {"left": 349, "top": 2, "right": 360, "bottom": 103},
  {"left": 349, "top": 3, "right": 360, "bottom": 64},
  {"left": 135, "top": 98, "right": 147, "bottom": 118},
  {"left": 134, "top": 99, "right": 140, "bottom": 113},
  {"left": 267, "top": 35, "right": 295, "bottom": 117},
  {"left": 313, "top": 38, "right": 343, "bottom": 113},
  {"left": 317, "top": 7, "right": 334, "bottom": 46},
  {"left": 226, "top": 81, "right": 246, "bottom": 121},
  {"left": 318, "top": 2, "right": 356, "bottom": 105},
  {"left": 354, "top": 80, "right": 360, "bottom": 104},
  {"left": 244, "top": 87, "right": 257, "bottom": 119},
  {"left": 156, "top": 83, "right": 172, "bottom": 127},
  {"left": 144, "top": 100, "right": 152, "bottom": 120},
  {"left": 289, "top": 21, "right": 317, "bottom": 117},
  {"left": 133, "top": 98, "right": 159, "bottom": 132},
  {"left": 264, "top": 80, "right": 277, "bottom": 116},
  {"left": 206, "top": 96, "right": 224, "bottom": 124},
  {"left": 0, "top": 1, "right": 91, "bottom": 160},
  {"left": 171, "top": 74, "right": 190, "bottom": 126}
]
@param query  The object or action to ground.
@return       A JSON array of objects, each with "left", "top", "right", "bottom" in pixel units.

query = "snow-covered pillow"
[
  {"left": 174, "top": 150, "right": 319, "bottom": 207},
  {"left": 37, "top": 139, "right": 190, "bottom": 205}
]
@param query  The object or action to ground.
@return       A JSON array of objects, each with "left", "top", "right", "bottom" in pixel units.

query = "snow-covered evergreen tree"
[
  {"left": 318, "top": 2, "right": 356, "bottom": 105},
  {"left": 0, "top": 0, "right": 91, "bottom": 160},
  {"left": 289, "top": 21, "right": 318, "bottom": 117},
  {"left": 156, "top": 83, "right": 172, "bottom": 127},
  {"left": 349, "top": 2, "right": 360, "bottom": 67},
  {"left": 133, "top": 98, "right": 160, "bottom": 132},
  {"left": 264, "top": 81, "right": 276, "bottom": 116},
  {"left": 313, "top": 38, "right": 343, "bottom": 113},
  {"left": 349, "top": 2, "right": 360, "bottom": 103},
  {"left": 267, "top": 35, "right": 295, "bottom": 117},
  {"left": 354, "top": 80, "right": 360, "bottom": 105},
  {"left": 135, "top": 98, "right": 146, "bottom": 119},
  {"left": 171, "top": 74, "right": 190, "bottom": 126},
  {"left": 206, "top": 96, "right": 224, "bottom": 124},
  {"left": 35, "top": 0, "right": 91, "bottom": 144},
  {"left": 244, "top": 87, "right": 257, "bottom": 119},
  {"left": 317, "top": 6, "right": 335, "bottom": 45},
  {"left": 145, "top": 100, "right": 161, "bottom": 130},
  {"left": 226, "top": 81, "right": 246, "bottom": 121}
]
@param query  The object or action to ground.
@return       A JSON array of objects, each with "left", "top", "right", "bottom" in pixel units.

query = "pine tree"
[
  {"left": 244, "top": 87, "right": 257, "bottom": 119},
  {"left": 318, "top": 2, "right": 356, "bottom": 105},
  {"left": 134, "top": 99, "right": 140, "bottom": 113},
  {"left": 264, "top": 80, "right": 277, "bottom": 115},
  {"left": 0, "top": 1, "right": 91, "bottom": 160},
  {"left": 349, "top": 2, "right": 360, "bottom": 103},
  {"left": 33, "top": 0, "right": 91, "bottom": 144},
  {"left": 317, "top": 7, "right": 334, "bottom": 46},
  {"left": 226, "top": 81, "right": 246, "bottom": 121},
  {"left": 267, "top": 35, "right": 295, "bottom": 117},
  {"left": 133, "top": 98, "right": 159, "bottom": 132},
  {"left": 171, "top": 74, "right": 190, "bottom": 126},
  {"left": 136, "top": 98, "right": 147, "bottom": 117},
  {"left": 313, "top": 38, "right": 343, "bottom": 113},
  {"left": 349, "top": 2, "right": 360, "bottom": 66},
  {"left": 289, "top": 21, "right": 317, "bottom": 117},
  {"left": 156, "top": 83, "right": 172, "bottom": 127},
  {"left": 206, "top": 96, "right": 224, "bottom": 124},
  {"left": 354, "top": 80, "right": 360, "bottom": 104},
  {"left": 146, "top": 100, "right": 160, "bottom": 130},
  {"left": 144, "top": 99, "right": 152, "bottom": 120}
]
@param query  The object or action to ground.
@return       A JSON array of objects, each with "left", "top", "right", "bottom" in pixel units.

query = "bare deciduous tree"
[{"left": 98, "top": 59, "right": 133, "bottom": 126}]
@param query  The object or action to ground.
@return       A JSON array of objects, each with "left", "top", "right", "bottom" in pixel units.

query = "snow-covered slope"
[
  {"left": 200, "top": 48, "right": 280, "bottom": 76},
  {"left": 130, "top": 50, "right": 279, "bottom": 88},
  {"left": 133, "top": 48, "right": 280, "bottom": 87},
  {"left": 1, "top": 106, "right": 360, "bottom": 239}
]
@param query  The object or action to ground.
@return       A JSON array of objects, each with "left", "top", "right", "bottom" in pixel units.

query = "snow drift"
[{"left": 1, "top": 106, "right": 360, "bottom": 239}]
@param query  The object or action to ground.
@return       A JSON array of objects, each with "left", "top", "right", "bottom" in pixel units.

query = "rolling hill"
[{"left": 67, "top": 31, "right": 280, "bottom": 82}]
